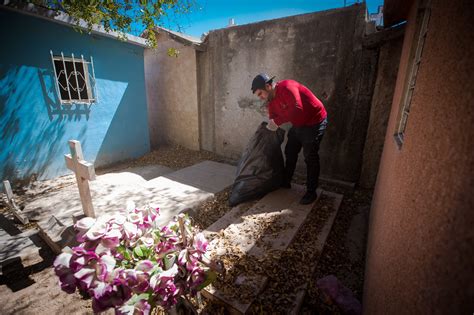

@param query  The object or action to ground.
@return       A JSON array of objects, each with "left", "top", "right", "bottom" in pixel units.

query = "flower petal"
[
  {"left": 136, "top": 260, "right": 154, "bottom": 272},
  {"left": 54, "top": 252, "right": 72, "bottom": 269},
  {"left": 123, "top": 222, "right": 138, "bottom": 240},
  {"left": 75, "top": 216, "right": 96, "bottom": 232}
]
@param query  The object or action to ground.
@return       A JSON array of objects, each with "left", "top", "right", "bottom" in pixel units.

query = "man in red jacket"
[{"left": 251, "top": 73, "right": 328, "bottom": 205}]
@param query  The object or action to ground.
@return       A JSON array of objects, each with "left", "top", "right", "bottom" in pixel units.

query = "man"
[{"left": 251, "top": 73, "right": 328, "bottom": 205}]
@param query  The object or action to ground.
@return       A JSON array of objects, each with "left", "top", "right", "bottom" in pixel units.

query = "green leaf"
[
  {"left": 196, "top": 270, "right": 217, "bottom": 291},
  {"left": 124, "top": 249, "right": 132, "bottom": 261},
  {"left": 116, "top": 245, "right": 126, "bottom": 254},
  {"left": 167, "top": 47, "right": 180, "bottom": 58},
  {"left": 163, "top": 254, "right": 176, "bottom": 270},
  {"left": 30, "top": 0, "right": 200, "bottom": 48},
  {"left": 134, "top": 246, "right": 144, "bottom": 257},
  {"left": 140, "top": 245, "right": 151, "bottom": 258}
]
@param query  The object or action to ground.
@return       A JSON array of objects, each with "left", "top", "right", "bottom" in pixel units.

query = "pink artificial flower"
[
  {"left": 135, "top": 260, "right": 154, "bottom": 273},
  {"left": 140, "top": 236, "right": 154, "bottom": 248},
  {"left": 123, "top": 222, "right": 138, "bottom": 240},
  {"left": 178, "top": 249, "right": 200, "bottom": 272},
  {"left": 117, "top": 297, "right": 151, "bottom": 315},
  {"left": 190, "top": 267, "right": 206, "bottom": 289},
  {"left": 119, "top": 269, "right": 149, "bottom": 294},
  {"left": 111, "top": 214, "right": 127, "bottom": 225},
  {"left": 96, "top": 254, "right": 116, "bottom": 282},
  {"left": 178, "top": 249, "right": 187, "bottom": 266},
  {"left": 74, "top": 267, "right": 96, "bottom": 289},
  {"left": 127, "top": 212, "right": 143, "bottom": 225},
  {"left": 54, "top": 251, "right": 72, "bottom": 270},
  {"left": 101, "top": 228, "right": 122, "bottom": 249},
  {"left": 155, "top": 240, "right": 176, "bottom": 256},
  {"left": 193, "top": 233, "right": 208, "bottom": 254},
  {"left": 69, "top": 247, "right": 98, "bottom": 272},
  {"left": 134, "top": 272, "right": 151, "bottom": 293},
  {"left": 134, "top": 299, "right": 151, "bottom": 315},
  {"left": 149, "top": 264, "right": 178, "bottom": 291},
  {"left": 75, "top": 217, "right": 96, "bottom": 242},
  {"left": 85, "top": 220, "right": 108, "bottom": 241},
  {"left": 55, "top": 209, "right": 214, "bottom": 313},
  {"left": 91, "top": 282, "right": 132, "bottom": 313},
  {"left": 54, "top": 250, "right": 79, "bottom": 293},
  {"left": 59, "top": 272, "right": 77, "bottom": 294},
  {"left": 160, "top": 225, "right": 179, "bottom": 243}
]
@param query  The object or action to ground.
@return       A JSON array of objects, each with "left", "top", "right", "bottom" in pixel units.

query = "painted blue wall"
[{"left": 0, "top": 9, "right": 150, "bottom": 183}]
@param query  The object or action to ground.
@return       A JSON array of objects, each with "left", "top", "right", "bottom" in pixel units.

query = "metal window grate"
[{"left": 50, "top": 51, "right": 98, "bottom": 105}]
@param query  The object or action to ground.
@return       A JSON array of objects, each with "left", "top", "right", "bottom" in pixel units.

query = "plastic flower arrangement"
[{"left": 53, "top": 203, "right": 216, "bottom": 314}]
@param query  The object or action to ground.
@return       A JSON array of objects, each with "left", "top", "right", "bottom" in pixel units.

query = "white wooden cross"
[
  {"left": 64, "top": 140, "right": 96, "bottom": 218},
  {"left": 3, "top": 180, "right": 29, "bottom": 224}
]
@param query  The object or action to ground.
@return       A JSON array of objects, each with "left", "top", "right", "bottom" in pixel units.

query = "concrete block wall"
[
  {"left": 198, "top": 4, "right": 379, "bottom": 183},
  {"left": 144, "top": 33, "right": 200, "bottom": 151}
]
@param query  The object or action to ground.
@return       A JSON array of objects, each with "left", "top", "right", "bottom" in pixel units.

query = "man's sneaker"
[
  {"left": 281, "top": 181, "right": 291, "bottom": 189},
  {"left": 299, "top": 191, "right": 317, "bottom": 205}
]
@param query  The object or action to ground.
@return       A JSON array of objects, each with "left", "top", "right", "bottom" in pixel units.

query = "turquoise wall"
[{"left": 0, "top": 9, "right": 150, "bottom": 183}]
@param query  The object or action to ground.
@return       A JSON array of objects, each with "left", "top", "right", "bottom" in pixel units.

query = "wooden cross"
[
  {"left": 3, "top": 180, "right": 29, "bottom": 224},
  {"left": 64, "top": 140, "right": 96, "bottom": 218}
]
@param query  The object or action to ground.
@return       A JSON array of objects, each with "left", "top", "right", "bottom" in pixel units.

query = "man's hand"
[{"left": 266, "top": 119, "right": 278, "bottom": 131}]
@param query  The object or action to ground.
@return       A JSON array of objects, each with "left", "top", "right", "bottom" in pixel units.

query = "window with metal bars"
[
  {"left": 50, "top": 51, "right": 98, "bottom": 105},
  {"left": 394, "top": 1, "right": 431, "bottom": 148}
]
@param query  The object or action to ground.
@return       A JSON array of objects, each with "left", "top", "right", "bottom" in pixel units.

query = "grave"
[
  {"left": 22, "top": 141, "right": 236, "bottom": 253},
  {"left": 202, "top": 185, "right": 343, "bottom": 314},
  {"left": 0, "top": 226, "right": 43, "bottom": 275}
]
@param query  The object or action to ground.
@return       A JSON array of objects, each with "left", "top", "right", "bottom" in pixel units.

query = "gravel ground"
[
  {"left": 96, "top": 144, "right": 231, "bottom": 174},
  {"left": 301, "top": 186, "right": 372, "bottom": 314}
]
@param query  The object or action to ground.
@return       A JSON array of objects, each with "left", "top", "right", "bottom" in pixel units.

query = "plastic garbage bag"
[{"left": 228, "top": 122, "right": 285, "bottom": 207}]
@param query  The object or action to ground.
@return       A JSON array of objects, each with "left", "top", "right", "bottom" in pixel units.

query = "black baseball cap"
[{"left": 251, "top": 73, "right": 275, "bottom": 93}]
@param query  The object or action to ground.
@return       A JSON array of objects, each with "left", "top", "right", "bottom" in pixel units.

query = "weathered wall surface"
[
  {"left": 364, "top": 0, "right": 474, "bottom": 313},
  {"left": 0, "top": 9, "right": 149, "bottom": 183},
  {"left": 145, "top": 33, "right": 200, "bottom": 150},
  {"left": 359, "top": 33, "right": 404, "bottom": 188},
  {"left": 198, "top": 4, "right": 378, "bottom": 182}
]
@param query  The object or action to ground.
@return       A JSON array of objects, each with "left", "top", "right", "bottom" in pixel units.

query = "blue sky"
[{"left": 157, "top": 0, "right": 384, "bottom": 38}]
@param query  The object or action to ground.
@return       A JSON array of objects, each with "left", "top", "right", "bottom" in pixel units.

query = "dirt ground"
[{"left": 0, "top": 145, "right": 372, "bottom": 314}]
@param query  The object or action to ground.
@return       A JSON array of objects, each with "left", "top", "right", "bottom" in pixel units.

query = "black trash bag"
[{"left": 228, "top": 122, "right": 286, "bottom": 207}]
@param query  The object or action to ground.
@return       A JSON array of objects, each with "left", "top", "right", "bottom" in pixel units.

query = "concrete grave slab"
[
  {"left": 163, "top": 161, "right": 236, "bottom": 193},
  {"left": 202, "top": 187, "right": 343, "bottom": 314},
  {"left": 202, "top": 184, "right": 318, "bottom": 313},
  {"left": 118, "top": 165, "right": 174, "bottom": 181},
  {"left": 0, "top": 228, "right": 42, "bottom": 270},
  {"left": 22, "top": 161, "right": 236, "bottom": 253}
]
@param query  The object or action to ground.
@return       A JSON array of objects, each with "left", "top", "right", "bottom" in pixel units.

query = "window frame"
[
  {"left": 394, "top": 1, "right": 431, "bottom": 148},
  {"left": 50, "top": 51, "right": 98, "bottom": 105}
]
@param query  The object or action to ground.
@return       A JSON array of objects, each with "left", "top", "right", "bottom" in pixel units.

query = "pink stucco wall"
[{"left": 364, "top": 0, "right": 474, "bottom": 313}]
